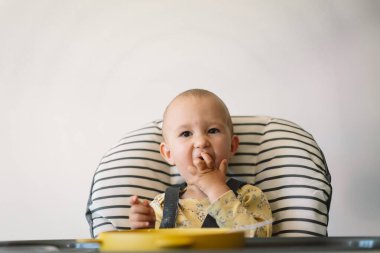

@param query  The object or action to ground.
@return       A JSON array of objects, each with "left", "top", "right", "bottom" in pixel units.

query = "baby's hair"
[{"left": 162, "top": 89, "right": 234, "bottom": 139}]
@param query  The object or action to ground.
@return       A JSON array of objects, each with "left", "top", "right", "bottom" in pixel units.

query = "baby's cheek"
[
  {"left": 178, "top": 166, "right": 193, "bottom": 179},
  {"left": 217, "top": 150, "right": 230, "bottom": 164}
]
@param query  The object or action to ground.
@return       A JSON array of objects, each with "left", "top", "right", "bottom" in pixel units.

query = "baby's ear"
[
  {"left": 229, "top": 135, "right": 240, "bottom": 157},
  {"left": 160, "top": 142, "right": 175, "bottom": 165}
]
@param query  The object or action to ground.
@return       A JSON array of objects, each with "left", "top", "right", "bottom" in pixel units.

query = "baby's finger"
[
  {"left": 131, "top": 205, "right": 152, "bottom": 215},
  {"left": 193, "top": 157, "right": 206, "bottom": 170},
  {"left": 130, "top": 220, "right": 152, "bottom": 229},
  {"left": 130, "top": 212, "right": 155, "bottom": 222},
  {"left": 130, "top": 195, "right": 141, "bottom": 205},
  {"left": 201, "top": 152, "right": 214, "bottom": 169},
  {"left": 219, "top": 159, "right": 228, "bottom": 174},
  {"left": 129, "top": 201, "right": 155, "bottom": 230}
]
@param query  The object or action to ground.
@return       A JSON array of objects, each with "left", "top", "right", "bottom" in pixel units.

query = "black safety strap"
[
  {"left": 159, "top": 183, "right": 186, "bottom": 228},
  {"left": 159, "top": 187, "right": 180, "bottom": 228},
  {"left": 226, "top": 178, "right": 247, "bottom": 196},
  {"left": 160, "top": 178, "right": 247, "bottom": 228}
]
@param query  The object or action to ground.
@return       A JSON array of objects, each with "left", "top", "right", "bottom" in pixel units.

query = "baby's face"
[{"left": 160, "top": 95, "right": 238, "bottom": 178}]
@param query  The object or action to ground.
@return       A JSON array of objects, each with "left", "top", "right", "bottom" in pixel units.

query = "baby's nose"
[{"left": 194, "top": 134, "right": 209, "bottom": 148}]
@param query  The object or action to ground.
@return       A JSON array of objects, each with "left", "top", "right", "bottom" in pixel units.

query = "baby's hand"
[
  {"left": 129, "top": 195, "right": 155, "bottom": 229},
  {"left": 194, "top": 152, "right": 217, "bottom": 174},
  {"left": 188, "top": 153, "right": 230, "bottom": 202}
]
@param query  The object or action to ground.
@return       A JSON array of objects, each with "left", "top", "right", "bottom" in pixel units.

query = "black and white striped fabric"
[{"left": 86, "top": 116, "right": 332, "bottom": 238}]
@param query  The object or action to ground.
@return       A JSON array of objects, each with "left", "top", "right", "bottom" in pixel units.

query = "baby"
[{"left": 129, "top": 89, "right": 272, "bottom": 237}]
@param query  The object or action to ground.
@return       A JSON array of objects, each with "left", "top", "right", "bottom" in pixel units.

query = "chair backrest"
[{"left": 86, "top": 116, "right": 332, "bottom": 238}]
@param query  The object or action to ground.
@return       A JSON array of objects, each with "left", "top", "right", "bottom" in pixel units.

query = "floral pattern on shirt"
[{"left": 150, "top": 184, "right": 272, "bottom": 237}]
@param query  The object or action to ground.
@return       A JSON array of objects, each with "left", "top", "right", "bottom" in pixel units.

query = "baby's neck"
[{"left": 181, "top": 185, "right": 208, "bottom": 200}]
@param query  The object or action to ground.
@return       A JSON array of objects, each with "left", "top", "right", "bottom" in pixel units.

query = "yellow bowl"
[{"left": 78, "top": 228, "right": 245, "bottom": 251}]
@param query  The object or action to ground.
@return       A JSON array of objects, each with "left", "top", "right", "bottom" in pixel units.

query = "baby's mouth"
[
  {"left": 193, "top": 151, "right": 211, "bottom": 161},
  {"left": 193, "top": 154, "right": 204, "bottom": 160}
]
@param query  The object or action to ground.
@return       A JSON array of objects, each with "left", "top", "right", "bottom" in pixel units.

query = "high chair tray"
[{"left": 1, "top": 237, "right": 380, "bottom": 252}]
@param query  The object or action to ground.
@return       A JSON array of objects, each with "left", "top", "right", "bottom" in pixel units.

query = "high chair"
[{"left": 86, "top": 116, "right": 332, "bottom": 238}]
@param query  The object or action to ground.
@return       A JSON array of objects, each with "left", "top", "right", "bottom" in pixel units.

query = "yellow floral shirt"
[{"left": 150, "top": 184, "right": 272, "bottom": 237}]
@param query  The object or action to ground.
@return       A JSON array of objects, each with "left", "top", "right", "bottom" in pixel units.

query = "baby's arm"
[
  {"left": 208, "top": 185, "right": 272, "bottom": 237},
  {"left": 129, "top": 195, "right": 156, "bottom": 229}
]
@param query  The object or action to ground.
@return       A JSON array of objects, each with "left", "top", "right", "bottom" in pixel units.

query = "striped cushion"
[{"left": 86, "top": 116, "right": 332, "bottom": 237}]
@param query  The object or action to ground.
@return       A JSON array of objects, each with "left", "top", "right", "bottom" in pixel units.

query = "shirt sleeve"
[
  {"left": 150, "top": 193, "right": 164, "bottom": 229},
  {"left": 207, "top": 184, "right": 272, "bottom": 237}
]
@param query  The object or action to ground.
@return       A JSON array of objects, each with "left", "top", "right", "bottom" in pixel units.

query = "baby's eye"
[
  {"left": 179, "top": 131, "right": 192, "bottom": 137},
  {"left": 208, "top": 128, "right": 220, "bottom": 134}
]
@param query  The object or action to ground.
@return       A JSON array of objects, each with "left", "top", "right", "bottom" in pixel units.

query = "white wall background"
[{"left": 1, "top": 0, "right": 379, "bottom": 240}]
